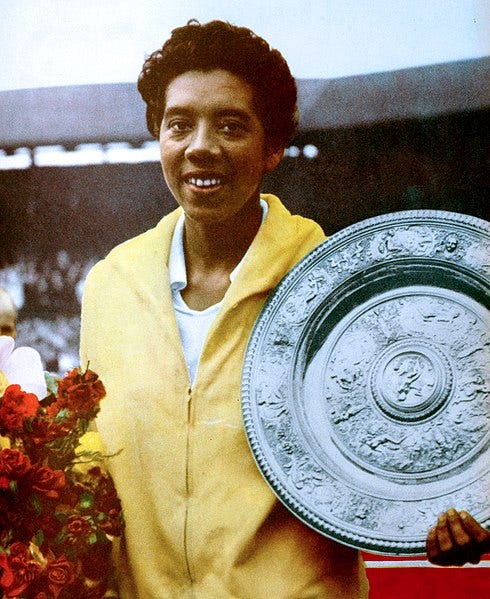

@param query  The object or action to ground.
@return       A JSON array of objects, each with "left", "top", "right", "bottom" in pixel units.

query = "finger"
[
  {"left": 460, "top": 511, "right": 490, "bottom": 545},
  {"left": 461, "top": 511, "right": 490, "bottom": 563},
  {"left": 426, "top": 526, "right": 441, "bottom": 564},
  {"left": 435, "top": 512, "right": 466, "bottom": 566},
  {"left": 446, "top": 509, "right": 481, "bottom": 564},
  {"left": 435, "top": 513, "right": 455, "bottom": 554},
  {"left": 446, "top": 509, "right": 472, "bottom": 547}
]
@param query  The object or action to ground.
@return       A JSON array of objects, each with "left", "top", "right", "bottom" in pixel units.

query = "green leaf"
[
  {"left": 44, "top": 371, "right": 59, "bottom": 396},
  {"left": 30, "top": 493, "right": 42, "bottom": 516},
  {"left": 97, "top": 531, "right": 111, "bottom": 544},
  {"left": 34, "top": 528, "right": 44, "bottom": 548},
  {"left": 79, "top": 418, "right": 89, "bottom": 435},
  {"left": 88, "top": 532, "right": 98, "bottom": 545},
  {"left": 79, "top": 491, "right": 94, "bottom": 510},
  {"left": 54, "top": 529, "right": 66, "bottom": 545},
  {"left": 55, "top": 408, "right": 70, "bottom": 421}
]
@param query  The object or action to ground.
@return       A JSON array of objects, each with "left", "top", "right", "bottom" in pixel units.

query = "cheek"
[
  {"left": 160, "top": 161, "right": 178, "bottom": 198},
  {"left": 160, "top": 145, "right": 178, "bottom": 181},
  {"left": 237, "top": 143, "right": 270, "bottom": 177}
]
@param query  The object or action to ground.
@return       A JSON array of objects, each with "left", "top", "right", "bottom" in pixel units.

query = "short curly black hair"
[{"left": 137, "top": 20, "right": 297, "bottom": 149}]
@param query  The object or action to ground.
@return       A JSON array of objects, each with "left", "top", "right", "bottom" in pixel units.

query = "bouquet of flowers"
[{"left": 0, "top": 336, "right": 123, "bottom": 599}]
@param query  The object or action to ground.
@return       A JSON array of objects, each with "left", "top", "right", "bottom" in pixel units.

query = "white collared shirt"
[{"left": 169, "top": 200, "right": 268, "bottom": 384}]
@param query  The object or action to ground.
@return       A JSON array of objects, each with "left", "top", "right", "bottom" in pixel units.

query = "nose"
[{"left": 184, "top": 122, "right": 220, "bottom": 161}]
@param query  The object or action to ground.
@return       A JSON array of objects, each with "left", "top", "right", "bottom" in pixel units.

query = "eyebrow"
[
  {"left": 163, "top": 106, "right": 253, "bottom": 123},
  {"left": 214, "top": 109, "right": 252, "bottom": 121},
  {"left": 163, "top": 106, "right": 192, "bottom": 118}
]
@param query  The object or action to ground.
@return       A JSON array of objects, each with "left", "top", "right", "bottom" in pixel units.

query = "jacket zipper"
[{"left": 183, "top": 386, "right": 194, "bottom": 590}]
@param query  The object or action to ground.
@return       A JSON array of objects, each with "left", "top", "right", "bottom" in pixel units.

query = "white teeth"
[{"left": 188, "top": 177, "right": 221, "bottom": 187}]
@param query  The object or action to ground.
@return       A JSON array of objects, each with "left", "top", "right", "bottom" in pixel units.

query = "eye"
[
  {"left": 219, "top": 120, "right": 246, "bottom": 136},
  {"left": 167, "top": 119, "right": 192, "bottom": 132}
]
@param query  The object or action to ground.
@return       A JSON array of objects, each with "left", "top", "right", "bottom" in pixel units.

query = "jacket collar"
[
  {"left": 223, "top": 194, "right": 325, "bottom": 307},
  {"left": 104, "top": 194, "right": 324, "bottom": 310}
]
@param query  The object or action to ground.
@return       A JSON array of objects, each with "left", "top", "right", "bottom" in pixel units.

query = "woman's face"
[{"left": 159, "top": 69, "right": 282, "bottom": 226}]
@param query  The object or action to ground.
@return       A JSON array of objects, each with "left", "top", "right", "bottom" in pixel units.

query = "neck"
[
  {"left": 183, "top": 197, "right": 263, "bottom": 274},
  {"left": 179, "top": 196, "right": 263, "bottom": 310}
]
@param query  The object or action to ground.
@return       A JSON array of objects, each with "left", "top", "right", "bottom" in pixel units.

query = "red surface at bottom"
[
  {"left": 364, "top": 552, "right": 490, "bottom": 599},
  {"left": 366, "top": 566, "right": 490, "bottom": 599}
]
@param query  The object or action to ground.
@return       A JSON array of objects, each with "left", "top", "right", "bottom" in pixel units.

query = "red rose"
[
  {"left": 66, "top": 515, "right": 93, "bottom": 539},
  {"left": 59, "top": 482, "right": 85, "bottom": 508},
  {"left": 0, "top": 542, "right": 43, "bottom": 597},
  {"left": 28, "top": 465, "right": 66, "bottom": 499},
  {"left": 0, "top": 384, "right": 39, "bottom": 431},
  {"left": 29, "top": 512, "right": 63, "bottom": 542},
  {"left": 0, "top": 448, "right": 32, "bottom": 480},
  {"left": 0, "top": 552, "right": 14, "bottom": 590},
  {"left": 46, "top": 555, "right": 76, "bottom": 599},
  {"left": 99, "top": 515, "right": 123, "bottom": 537},
  {"left": 95, "top": 485, "right": 122, "bottom": 515}
]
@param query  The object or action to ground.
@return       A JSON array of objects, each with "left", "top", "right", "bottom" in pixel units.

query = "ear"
[{"left": 264, "top": 145, "right": 285, "bottom": 173}]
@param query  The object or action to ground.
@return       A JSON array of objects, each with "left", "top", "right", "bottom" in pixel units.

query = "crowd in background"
[{"left": 0, "top": 251, "right": 97, "bottom": 374}]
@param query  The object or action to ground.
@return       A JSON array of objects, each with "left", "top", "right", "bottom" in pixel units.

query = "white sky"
[{"left": 0, "top": 0, "right": 488, "bottom": 91}]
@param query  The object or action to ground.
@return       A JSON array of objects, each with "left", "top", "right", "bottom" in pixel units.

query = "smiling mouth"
[{"left": 186, "top": 176, "right": 223, "bottom": 188}]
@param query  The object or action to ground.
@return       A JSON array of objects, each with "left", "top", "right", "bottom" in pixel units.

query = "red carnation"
[
  {"left": 56, "top": 369, "right": 106, "bottom": 416},
  {"left": 46, "top": 554, "right": 76, "bottom": 598},
  {"left": 22, "top": 416, "right": 77, "bottom": 464},
  {"left": 59, "top": 481, "right": 85, "bottom": 508},
  {"left": 0, "top": 384, "right": 39, "bottom": 431},
  {"left": 44, "top": 399, "right": 64, "bottom": 420},
  {"left": 29, "top": 416, "right": 73, "bottom": 445},
  {"left": 0, "top": 448, "right": 32, "bottom": 480},
  {"left": 28, "top": 464, "right": 66, "bottom": 499}
]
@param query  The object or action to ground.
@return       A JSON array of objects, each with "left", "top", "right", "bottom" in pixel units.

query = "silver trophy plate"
[{"left": 242, "top": 210, "right": 489, "bottom": 555}]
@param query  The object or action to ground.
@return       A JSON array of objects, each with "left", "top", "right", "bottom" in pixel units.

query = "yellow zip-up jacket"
[{"left": 80, "top": 194, "right": 369, "bottom": 599}]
